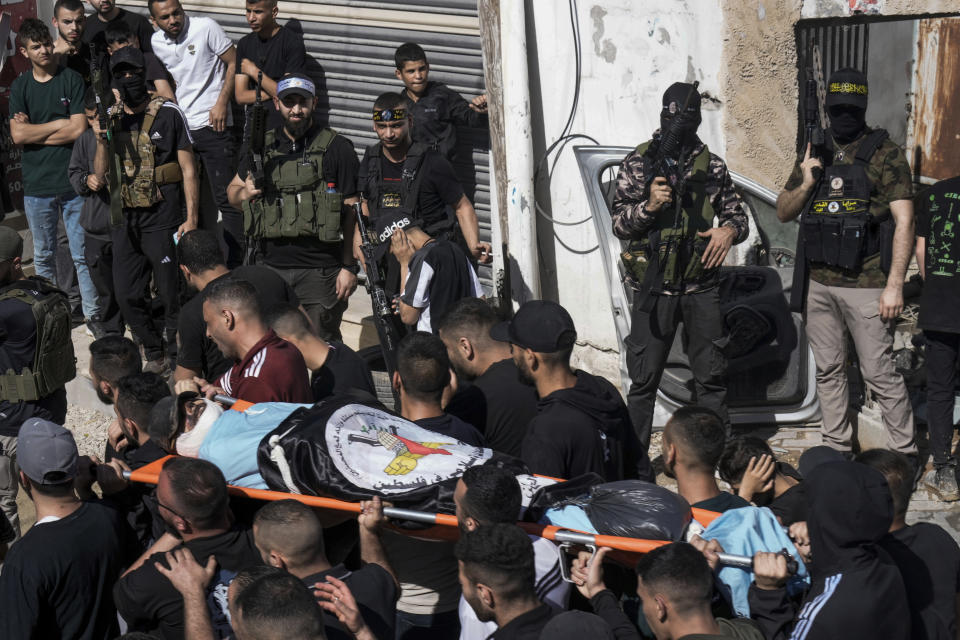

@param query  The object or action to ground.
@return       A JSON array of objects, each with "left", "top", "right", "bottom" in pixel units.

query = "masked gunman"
[
  {"left": 611, "top": 82, "right": 748, "bottom": 470},
  {"left": 775, "top": 68, "right": 917, "bottom": 472}
]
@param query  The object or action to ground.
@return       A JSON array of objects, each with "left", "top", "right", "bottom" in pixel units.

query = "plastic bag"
[
  {"left": 531, "top": 477, "right": 691, "bottom": 541},
  {"left": 584, "top": 480, "right": 692, "bottom": 540}
]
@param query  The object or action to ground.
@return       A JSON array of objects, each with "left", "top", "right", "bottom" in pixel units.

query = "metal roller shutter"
[{"left": 119, "top": 1, "right": 494, "bottom": 292}]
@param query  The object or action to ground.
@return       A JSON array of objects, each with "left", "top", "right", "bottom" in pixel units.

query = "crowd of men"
[{"left": 0, "top": 0, "right": 959, "bottom": 639}]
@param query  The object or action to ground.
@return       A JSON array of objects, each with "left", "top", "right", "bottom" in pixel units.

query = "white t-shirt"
[
  {"left": 457, "top": 535, "right": 570, "bottom": 639},
  {"left": 151, "top": 15, "right": 234, "bottom": 130}
]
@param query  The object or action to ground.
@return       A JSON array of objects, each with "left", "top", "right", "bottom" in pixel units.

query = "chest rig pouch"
[
  {"left": 243, "top": 128, "right": 343, "bottom": 242},
  {"left": 802, "top": 130, "right": 889, "bottom": 272},
  {"left": 363, "top": 142, "right": 432, "bottom": 229},
  {"left": 621, "top": 142, "right": 717, "bottom": 293},
  {"left": 114, "top": 97, "right": 183, "bottom": 209}
]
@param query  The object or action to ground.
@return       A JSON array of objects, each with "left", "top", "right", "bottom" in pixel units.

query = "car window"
[{"left": 746, "top": 190, "right": 799, "bottom": 253}]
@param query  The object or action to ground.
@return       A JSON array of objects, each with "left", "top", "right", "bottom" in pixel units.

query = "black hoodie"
[
  {"left": 520, "top": 371, "right": 652, "bottom": 482},
  {"left": 748, "top": 461, "right": 910, "bottom": 640}
]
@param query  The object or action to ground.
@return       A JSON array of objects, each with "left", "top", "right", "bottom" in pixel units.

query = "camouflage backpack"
[{"left": 0, "top": 278, "right": 75, "bottom": 402}]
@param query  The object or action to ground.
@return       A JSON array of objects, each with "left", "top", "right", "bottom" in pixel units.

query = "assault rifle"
[
  {"left": 642, "top": 81, "right": 700, "bottom": 293},
  {"left": 804, "top": 77, "right": 826, "bottom": 162},
  {"left": 354, "top": 202, "right": 401, "bottom": 395},
  {"left": 648, "top": 80, "right": 700, "bottom": 191},
  {"left": 789, "top": 60, "right": 827, "bottom": 312},
  {"left": 89, "top": 43, "right": 122, "bottom": 226},
  {"left": 247, "top": 59, "right": 267, "bottom": 190}
]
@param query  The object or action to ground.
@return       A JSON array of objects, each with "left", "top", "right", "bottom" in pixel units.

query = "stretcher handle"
[
  {"left": 716, "top": 549, "right": 799, "bottom": 575},
  {"left": 548, "top": 533, "right": 798, "bottom": 576},
  {"left": 214, "top": 394, "right": 237, "bottom": 406}
]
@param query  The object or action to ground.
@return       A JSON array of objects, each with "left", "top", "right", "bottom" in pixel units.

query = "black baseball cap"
[
  {"left": 371, "top": 210, "right": 421, "bottom": 261},
  {"left": 110, "top": 45, "right": 145, "bottom": 72},
  {"left": 490, "top": 300, "right": 577, "bottom": 352},
  {"left": 826, "top": 68, "right": 868, "bottom": 110}
]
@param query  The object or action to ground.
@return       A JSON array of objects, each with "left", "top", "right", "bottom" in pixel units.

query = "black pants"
[
  {"left": 625, "top": 288, "right": 729, "bottom": 455},
  {"left": 112, "top": 224, "right": 179, "bottom": 361},
  {"left": 190, "top": 126, "right": 243, "bottom": 268},
  {"left": 84, "top": 233, "right": 123, "bottom": 335},
  {"left": 264, "top": 264, "right": 348, "bottom": 342},
  {"left": 924, "top": 329, "right": 959, "bottom": 468}
]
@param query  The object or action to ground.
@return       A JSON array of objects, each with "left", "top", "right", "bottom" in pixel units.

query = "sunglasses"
[{"left": 156, "top": 497, "right": 188, "bottom": 522}]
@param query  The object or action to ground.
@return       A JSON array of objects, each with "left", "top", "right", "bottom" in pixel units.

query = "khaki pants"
[
  {"left": 805, "top": 279, "right": 917, "bottom": 454},
  {"left": 0, "top": 434, "right": 19, "bottom": 538}
]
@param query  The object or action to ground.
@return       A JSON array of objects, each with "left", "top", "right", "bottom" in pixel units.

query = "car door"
[{"left": 574, "top": 145, "right": 819, "bottom": 426}]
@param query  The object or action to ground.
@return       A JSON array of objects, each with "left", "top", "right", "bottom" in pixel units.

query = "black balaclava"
[
  {"left": 659, "top": 82, "right": 702, "bottom": 151},
  {"left": 115, "top": 67, "right": 149, "bottom": 108},
  {"left": 830, "top": 105, "right": 867, "bottom": 144}
]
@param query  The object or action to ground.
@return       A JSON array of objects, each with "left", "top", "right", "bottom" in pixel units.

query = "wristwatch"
[{"left": 343, "top": 263, "right": 360, "bottom": 275}]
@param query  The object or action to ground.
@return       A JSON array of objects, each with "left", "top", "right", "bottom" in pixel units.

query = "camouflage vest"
[
  {"left": 0, "top": 278, "right": 75, "bottom": 402},
  {"left": 242, "top": 128, "right": 343, "bottom": 242},
  {"left": 115, "top": 96, "right": 183, "bottom": 209},
  {"left": 620, "top": 142, "right": 717, "bottom": 289}
]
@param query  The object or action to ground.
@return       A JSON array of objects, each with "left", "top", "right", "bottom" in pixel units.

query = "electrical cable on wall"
[{"left": 533, "top": 0, "right": 601, "bottom": 255}]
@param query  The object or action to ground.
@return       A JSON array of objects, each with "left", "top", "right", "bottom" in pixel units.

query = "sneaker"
[
  {"left": 143, "top": 357, "right": 170, "bottom": 377},
  {"left": 86, "top": 320, "right": 108, "bottom": 341},
  {"left": 70, "top": 307, "right": 85, "bottom": 328},
  {"left": 923, "top": 466, "right": 960, "bottom": 502}
]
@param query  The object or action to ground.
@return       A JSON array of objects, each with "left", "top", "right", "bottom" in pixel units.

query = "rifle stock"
[
  {"left": 354, "top": 202, "right": 401, "bottom": 385},
  {"left": 648, "top": 80, "right": 700, "bottom": 189}
]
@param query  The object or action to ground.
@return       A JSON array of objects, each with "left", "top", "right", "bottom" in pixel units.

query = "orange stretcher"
[
  {"left": 126, "top": 395, "right": 727, "bottom": 568},
  {"left": 126, "top": 454, "right": 722, "bottom": 560}
]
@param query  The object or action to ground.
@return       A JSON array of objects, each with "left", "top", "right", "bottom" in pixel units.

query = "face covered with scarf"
[
  {"left": 110, "top": 46, "right": 151, "bottom": 108},
  {"left": 659, "top": 81, "right": 702, "bottom": 151}
]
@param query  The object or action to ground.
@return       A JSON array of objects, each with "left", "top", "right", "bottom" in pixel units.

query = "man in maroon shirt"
[{"left": 184, "top": 277, "right": 312, "bottom": 403}]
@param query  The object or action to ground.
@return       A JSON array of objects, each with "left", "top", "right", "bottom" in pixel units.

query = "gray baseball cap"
[{"left": 18, "top": 418, "right": 78, "bottom": 484}]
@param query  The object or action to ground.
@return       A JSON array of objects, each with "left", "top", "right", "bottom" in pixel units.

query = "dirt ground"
[{"left": 14, "top": 404, "right": 113, "bottom": 533}]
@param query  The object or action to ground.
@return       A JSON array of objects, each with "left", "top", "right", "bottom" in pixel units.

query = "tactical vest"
[
  {"left": 620, "top": 142, "right": 717, "bottom": 292},
  {"left": 114, "top": 96, "right": 183, "bottom": 210},
  {"left": 802, "top": 130, "right": 890, "bottom": 272},
  {"left": 242, "top": 127, "right": 343, "bottom": 242},
  {"left": 362, "top": 142, "right": 450, "bottom": 233},
  {"left": 0, "top": 278, "right": 75, "bottom": 403}
]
